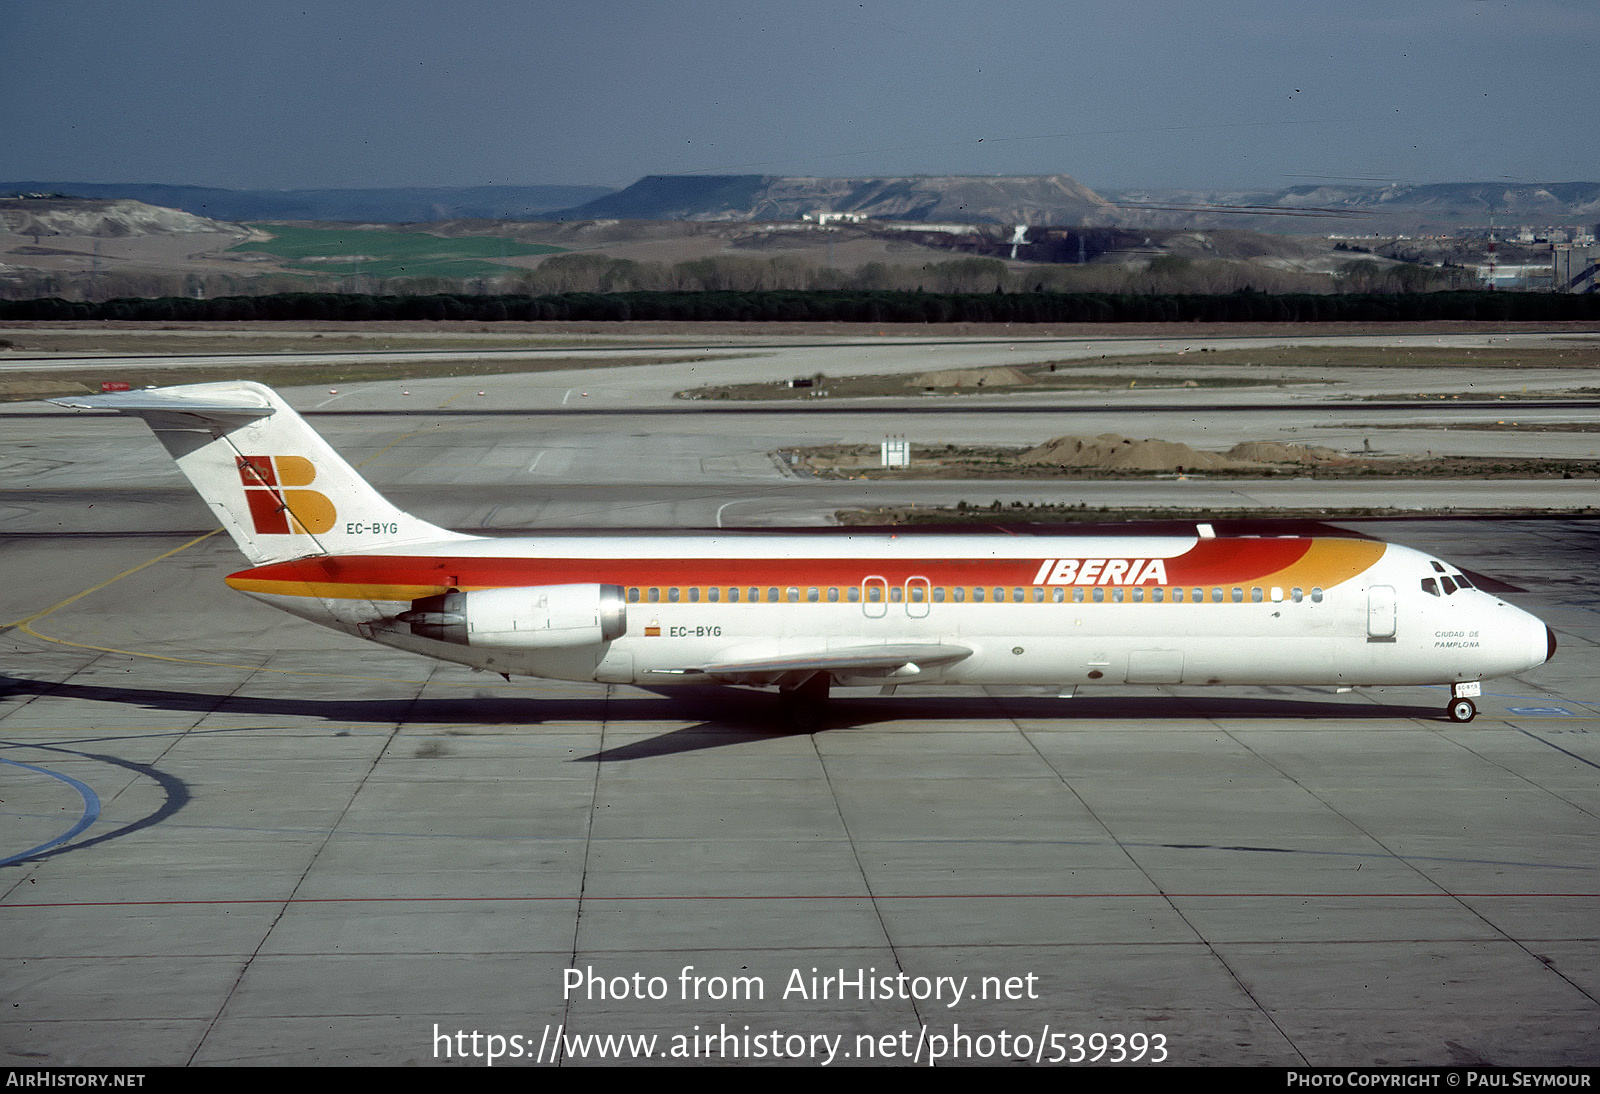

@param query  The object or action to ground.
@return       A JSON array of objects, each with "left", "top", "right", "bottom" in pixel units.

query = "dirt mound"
[
  {"left": 1225, "top": 440, "right": 1343, "bottom": 464},
  {"left": 1019, "top": 433, "right": 1242, "bottom": 471}
]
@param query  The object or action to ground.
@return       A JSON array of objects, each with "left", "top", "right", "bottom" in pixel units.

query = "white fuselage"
[{"left": 227, "top": 531, "right": 1553, "bottom": 692}]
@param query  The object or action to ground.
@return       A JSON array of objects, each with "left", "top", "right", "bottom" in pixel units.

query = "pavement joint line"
[{"left": 6, "top": 891, "right": 1597, "bottom": 909}]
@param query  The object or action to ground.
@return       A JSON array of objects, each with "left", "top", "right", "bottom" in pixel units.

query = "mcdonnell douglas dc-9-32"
[{"left": 53, "top": 382, "right": 1556, "bottom": 727}]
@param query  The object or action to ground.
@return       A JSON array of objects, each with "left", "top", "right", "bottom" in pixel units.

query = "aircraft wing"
[{"left": 651, "top": 643, "right": 973, "bottom": 685}]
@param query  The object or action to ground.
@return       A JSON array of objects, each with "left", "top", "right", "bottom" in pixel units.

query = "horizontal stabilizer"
[{"left": 51, "top": 386, "right": 276, "bottom": 421}]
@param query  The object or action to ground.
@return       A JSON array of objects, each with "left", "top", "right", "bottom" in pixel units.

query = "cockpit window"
[
  {"left": 1455, "top": 573, "right": 1474, "bottom": 590},
  {"left": 1421, "top": 578, "right": 1439, "bottom": 596},
  {"left": 1439, "top": 576, "right": 1458, "bottom": 595},
  {"left": 1430, "top": 561, "right": 1446, "bottom": 573}
]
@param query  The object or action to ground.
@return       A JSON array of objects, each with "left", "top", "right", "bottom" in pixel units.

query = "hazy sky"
[{"left": 3, "top": 0, "right": 1595, "bottom": 193}]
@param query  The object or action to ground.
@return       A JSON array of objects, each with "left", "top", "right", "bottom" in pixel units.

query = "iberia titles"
[{"left": 1031, "top": 558, "right": 1169, "bottom": 586}]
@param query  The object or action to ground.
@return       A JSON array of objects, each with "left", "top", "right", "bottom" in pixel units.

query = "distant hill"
[
  {"left": 553, "top": 173, "right": 1119, "bottom": 225},
  {"left": 0, "top": 182, "right": 616, "bottom": 223},
  {"left": 1101, "top": 181, "right": 1600, "bottom": 234},
  {"left": 12, "top": 176, "right": 1596, "bottom": 234},
  {"left": 0, "top": 197, "right": 242, "bottom": 239}
]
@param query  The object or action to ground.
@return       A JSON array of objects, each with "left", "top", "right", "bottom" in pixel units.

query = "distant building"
[
  {"left": 1552, "top": 244, "right": 1598, "bottom": 293},
  {"left": 802, "top": 211, "right": 867, "bottom": 225}
]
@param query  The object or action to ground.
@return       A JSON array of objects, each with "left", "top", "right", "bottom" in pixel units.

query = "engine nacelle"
[{"left": 398, "top": 584, "right": 626, "bottom": 649}]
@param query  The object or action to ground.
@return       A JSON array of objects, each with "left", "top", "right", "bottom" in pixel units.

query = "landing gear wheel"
[
  {"left": 778, "top": 673, "right": 831, "bottom": 731},
  {"left": 1447, "top": 697, "right": 1477, "bottom": 723}
]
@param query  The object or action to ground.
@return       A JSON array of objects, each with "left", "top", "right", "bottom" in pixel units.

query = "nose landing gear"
[{"left": 1446, "top": 682, "right": 1481, "bottom": 723}]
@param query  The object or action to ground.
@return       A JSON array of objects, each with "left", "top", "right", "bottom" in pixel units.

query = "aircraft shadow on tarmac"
[{"left": 1, "top": 674, "right": 1441, "bottom": 765}]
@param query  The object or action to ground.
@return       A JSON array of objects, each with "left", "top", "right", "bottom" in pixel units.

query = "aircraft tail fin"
[{"left": 52, "top": 381, "right": 474, "bottom": 565}]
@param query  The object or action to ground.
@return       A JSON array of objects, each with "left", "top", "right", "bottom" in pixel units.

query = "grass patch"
[
  {"left": 840, "top": 503, "right": 1600, "bottom": 525},
  {"left": 0, "top": 331, "right": 650, "bottom": 356},
  {"left": 1, "top": 353, "right": 756, "bottom": 402},
  {"left": 232, "top": 224, "right": 564, "bottom": 278},
  {"left": 788, "top": 441, "right": 1600, "bottom": 481},
  {"left": 1109, "top": 344, "right": 1600, "bottom": 370},
  {"left": 682, "top": 365, "right": 1286, "bottom": 401}
]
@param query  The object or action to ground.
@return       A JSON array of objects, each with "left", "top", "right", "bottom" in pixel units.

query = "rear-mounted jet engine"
[{"left": 399, "top": 583, "right": 627, "bottom": 649}]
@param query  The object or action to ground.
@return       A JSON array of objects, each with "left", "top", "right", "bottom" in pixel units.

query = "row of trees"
[
  {"left": 4, "top": 289, "right": 1596, "bottom": 324},
  {"left": 1, "top": 252, "right": 1480, "bottom": 304}
]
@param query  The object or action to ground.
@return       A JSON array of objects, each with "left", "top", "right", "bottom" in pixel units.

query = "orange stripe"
[{"left": 1252, "top": 539, "right": 1386, "bottom": 590}]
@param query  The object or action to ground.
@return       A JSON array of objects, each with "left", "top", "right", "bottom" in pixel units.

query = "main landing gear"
[{"left": 778, "top": 672, "right": 830, "bottom": 731}]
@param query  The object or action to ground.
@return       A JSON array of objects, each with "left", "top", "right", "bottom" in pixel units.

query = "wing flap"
[{"left": 652, "top": 643, "right": 972, "bottom": 685}]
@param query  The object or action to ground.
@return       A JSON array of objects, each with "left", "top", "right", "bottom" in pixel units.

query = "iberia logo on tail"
[{"left": 237, "top": 456, "right": 337, "bottom": 534}]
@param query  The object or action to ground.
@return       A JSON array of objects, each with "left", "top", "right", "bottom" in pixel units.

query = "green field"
[{"left": 231, "top": 225, "right": 564, "bottom": 278}]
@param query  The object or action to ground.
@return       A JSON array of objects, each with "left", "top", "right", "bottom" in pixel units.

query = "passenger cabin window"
[
  {"left": 848, "top": 587, "right": 860, "bottom": 602},
  {"left": 628, "top": 587, "right": 640, "bottom": 603},
  {"left": 1291, "top": 587, "right": 1303, "bottom": 603},
  {"left": 668, "top": 587, "right": 680, "bottom": 603},
  {"left": 648, "top": 587, "right": 660, "bottom": 603},
  {"left": 1311, "top": 587, "right": 1324, "bottom": 603}
]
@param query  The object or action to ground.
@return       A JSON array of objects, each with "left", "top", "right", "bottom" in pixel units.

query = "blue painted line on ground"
[{"left": 0, "top": 757, "right": 101, "bottom": 867}]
